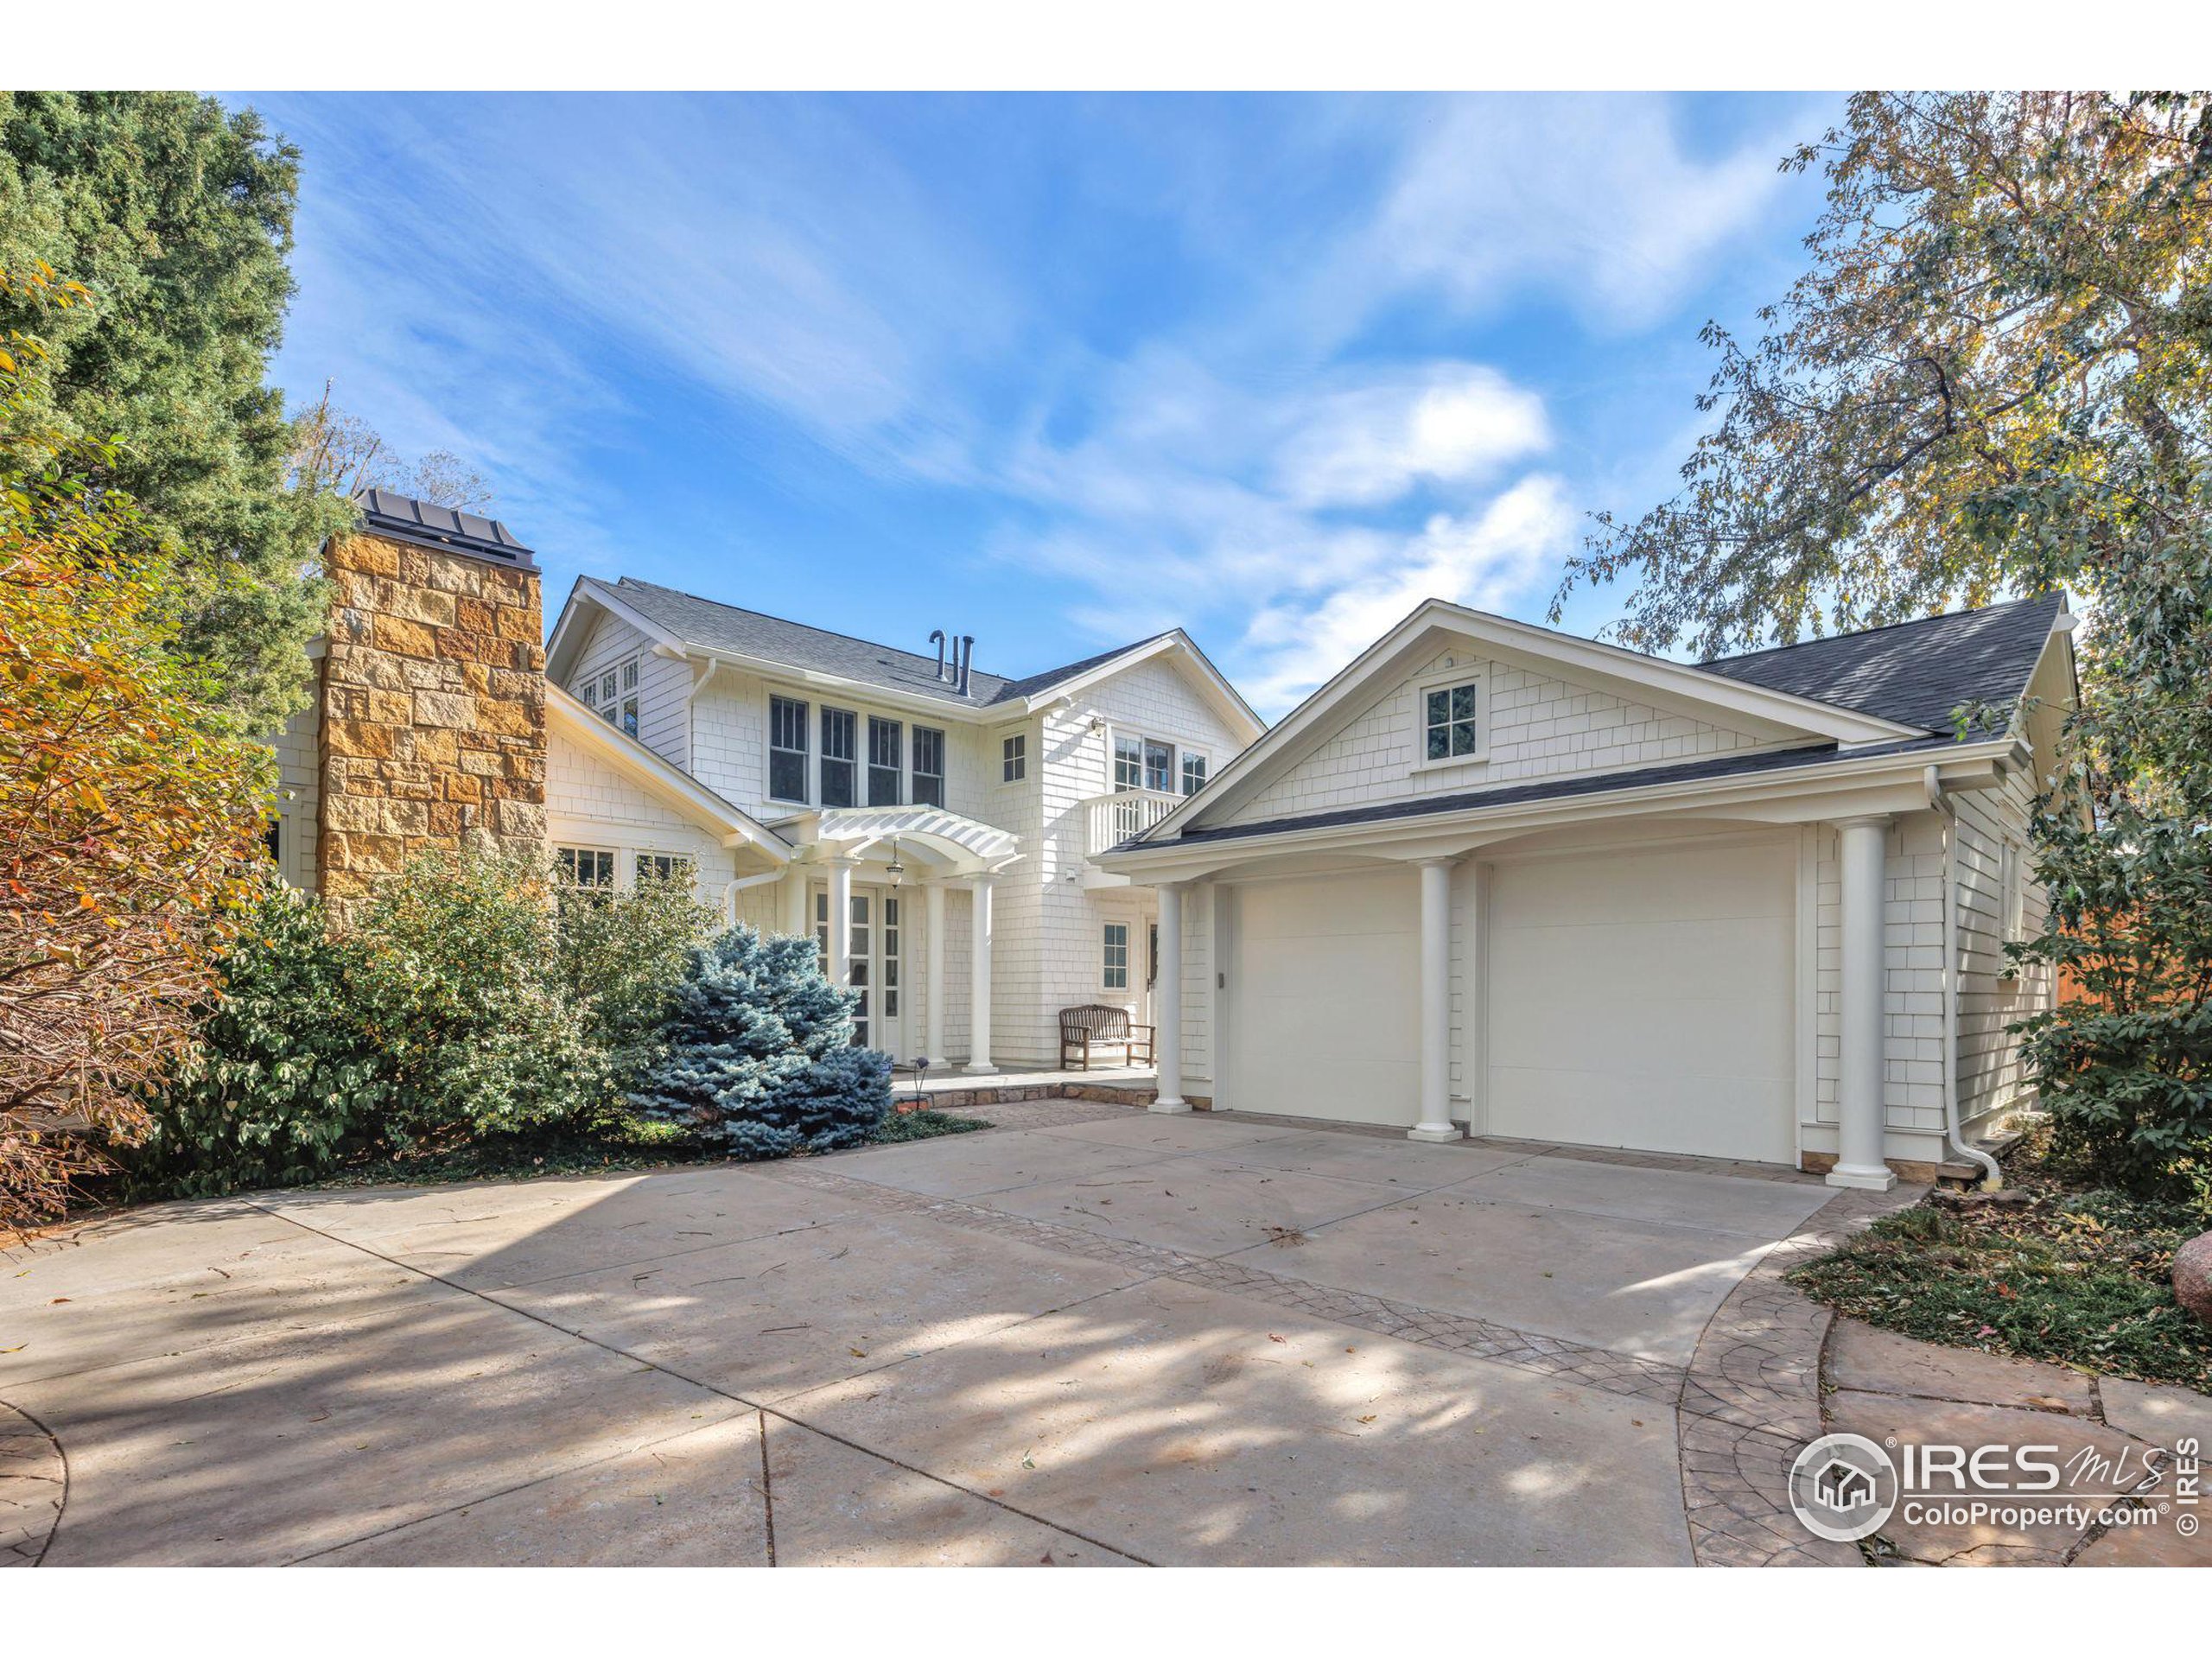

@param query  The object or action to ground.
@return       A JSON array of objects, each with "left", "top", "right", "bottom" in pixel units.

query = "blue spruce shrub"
[{"left": 629, "top": 925, "right": 892, "bottom": 1156}]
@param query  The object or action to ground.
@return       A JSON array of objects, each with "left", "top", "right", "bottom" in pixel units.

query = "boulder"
[{"left": 2176, "top": 1230, "right": 2212, "bottom": 1327}]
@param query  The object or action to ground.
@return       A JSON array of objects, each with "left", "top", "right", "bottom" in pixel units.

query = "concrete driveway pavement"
[{"left": 1, "top": 1104, "right": 1853, "bottom": 1567}]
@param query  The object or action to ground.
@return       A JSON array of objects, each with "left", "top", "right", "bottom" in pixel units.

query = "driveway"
[{"left": 1, "top": 1104, "right": 1848, "bottom": 1567}]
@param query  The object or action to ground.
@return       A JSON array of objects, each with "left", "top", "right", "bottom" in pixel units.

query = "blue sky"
[{"left": 240, "top": 92, "right": 1838, "bottom": 717}]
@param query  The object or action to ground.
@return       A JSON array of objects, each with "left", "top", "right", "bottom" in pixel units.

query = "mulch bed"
[{"left": 1790, "top": 1136, "right": 2212, "bottom": 1394}]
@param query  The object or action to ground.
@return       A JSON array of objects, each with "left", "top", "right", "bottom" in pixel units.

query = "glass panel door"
[{"left": 848, "top": 893, "right": 873, "bottom": 1048}]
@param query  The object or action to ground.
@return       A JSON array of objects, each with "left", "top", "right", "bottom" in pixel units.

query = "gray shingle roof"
[
  {"left": 1696, "top": 591, "right": 2065, "bottom": 734},
  {"left": 1165, "top": 734, "right": 1958, "bottom": 849},
  {"left": 607, "top": 577, "right": 1166, "bottom": 710},
  {"left": 1139, "top": 591, "right": 2063, "bottom": 851}
]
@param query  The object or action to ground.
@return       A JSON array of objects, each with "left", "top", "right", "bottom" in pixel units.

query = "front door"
[{"left": 815, "top": 883, "right": 906, "bottom": 1058}]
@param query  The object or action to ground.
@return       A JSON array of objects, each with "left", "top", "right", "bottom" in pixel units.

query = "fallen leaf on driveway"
[
  {"left": 1356, "top": 1414, "right": 1376, "bottom": 1424},
  {"left": 1268, "top": 1332, "right": 1287, "bottom": 1343}
]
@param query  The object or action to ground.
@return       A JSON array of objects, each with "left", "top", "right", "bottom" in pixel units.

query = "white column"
[
  {"left": 1831, "top": 817, "right": 1897, "bottom": 1190},
  {"left": 827, "top": 857, "right": 854, "bottom": 991},
  {"left": 925, "top": 880, "right": 947, "bottom": 1064},
  {"left": 1149, "top": 881, "right": 1188, "bottom": 1113},
  {"left": 964, "top": 872, "right": 996, "bottom": 1074},
  {"left": 781, "top": 861, "right": 808, "bottom": 938},
  {"left": 1408, "top": 857, "right": 1462, "bottom": 1142}
]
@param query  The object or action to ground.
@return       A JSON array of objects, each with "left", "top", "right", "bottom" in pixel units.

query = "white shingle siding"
[
  {"left": 1222, "top": 641, "right": 1768, "bottom": 827},
  {"left": 1802, "top": 779, "right": 2053, "bottom": 1166},
  {"left": 566, "top": 611, "right": 692, "bottom": 772},
  {"left": 545, "top": 739, "right": 738, "bottom": 901}
]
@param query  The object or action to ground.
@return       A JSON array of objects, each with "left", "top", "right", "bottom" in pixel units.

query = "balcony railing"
[{"left": 1083, "top": 786, "right": 1183, "bottom": 858}]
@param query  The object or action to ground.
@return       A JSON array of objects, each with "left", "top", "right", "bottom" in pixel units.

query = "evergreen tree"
[
  {"left": 629, "top": 927, "right": 892, "bottom": 1158},
  {"left": 0, "top": 91, "right": 353, "bottom": 733}
]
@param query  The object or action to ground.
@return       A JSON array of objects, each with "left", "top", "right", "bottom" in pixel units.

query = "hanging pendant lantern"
[{"left": 885, "top": 838, "right": 906, "bottom": 887}]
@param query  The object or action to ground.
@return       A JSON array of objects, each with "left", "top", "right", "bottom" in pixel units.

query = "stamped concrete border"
[
  {"left": 0, "top": 1400, "right": 66, "bottom": 1567},
  {"left": 1674, "top": 1183, "right": 1926, "bottom": 1567}
]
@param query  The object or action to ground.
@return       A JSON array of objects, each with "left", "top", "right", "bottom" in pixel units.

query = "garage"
[
  {"left": 1229, "top": 868, "right": 1419, "bottom": 1127},
  {"left": 1483, "top": 836, "right": 1797, "bottom": 1164}
]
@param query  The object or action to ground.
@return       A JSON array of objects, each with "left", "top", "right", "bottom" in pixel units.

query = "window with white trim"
[
  {"left": 637, "top": 852, "right": 695, "bottom": 890},
  {"left": 868, "top": 716, "right": 903, "bottom": 805},
  {"left": 1001, "top": 733, "right": 1026, "bottom": 783},
  {"left": 1102, "top": 921, "right": 1130, "bottom": 991},
  {"left": 1422, "top": 678, "right": 1482, "bottom": 763},
  {"left": 769, "top": 695, "right": 809, "bottom": 803},
  {"left": 1179, "top": 751, "right": 1208, "bottom": 797},
  {"left": 556, "top": 847, "right": 616, "bottom": 889},
  {"left": 1114, "top": 734, "right": 1176, "bottom": 794},
  {"left": 912, "top": 726, "right": 945, "bottom": 808},
  {"left": 820, "top": 707, "right": 856, "bottom": 808},
  {"left": 582, "top": 657, "right": 641, "bottom": 738}
]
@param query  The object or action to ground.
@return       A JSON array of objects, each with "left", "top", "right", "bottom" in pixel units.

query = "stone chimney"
[{"left": 315, "top": 491, "right": 548, "bottom": 911}]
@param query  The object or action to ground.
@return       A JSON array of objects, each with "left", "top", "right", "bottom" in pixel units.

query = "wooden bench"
[{"left": 1058, "top": 1004, "right": 1155, "bottom": 1071}]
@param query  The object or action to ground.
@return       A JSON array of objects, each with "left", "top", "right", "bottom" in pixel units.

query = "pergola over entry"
[{"left": 769, "top": 804, "right": 1021, "bottom": 1074}]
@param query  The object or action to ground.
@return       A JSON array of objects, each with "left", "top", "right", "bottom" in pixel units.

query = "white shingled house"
[
  {"left": 540, "top": 575, "right": 1264, "bottom": 1074},
  {"left": 1096, "top": 592, "right": 2073, "bottom": 1189}
]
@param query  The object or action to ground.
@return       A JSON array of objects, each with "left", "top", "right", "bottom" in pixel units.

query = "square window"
[{"left": 1423, "top": 678, "right": 1482, "bottom": 761}]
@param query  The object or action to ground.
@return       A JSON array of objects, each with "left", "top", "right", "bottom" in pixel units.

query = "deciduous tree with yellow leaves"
[{"left": 0, "top": 264, "right": 269, "bottom": 1230}]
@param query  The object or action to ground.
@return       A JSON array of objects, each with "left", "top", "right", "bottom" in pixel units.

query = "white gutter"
[{"left": 1925, "top": 764, "right": 2002, "bottom": 1188}]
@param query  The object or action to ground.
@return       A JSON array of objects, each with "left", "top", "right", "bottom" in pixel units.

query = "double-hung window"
[
  {"left": 820, "top": 707, "right": 856, "bottom": 807},
  {"left": 912, "top": 726, "right": 945, "bottom": 808},
  {"left": 585, "top": 658, "right": 641, "bottom": 738},
  {"left": 1102, "top": 922, "right": 1130, "bottom": 992},
  {"left": 868, "top": 716, "right": 903, "bottom": 805},
  {"left": 1001, "top": 733, "right": 1027, "bottom": 783},
  {"left": 769, "top": 695, "right": 809, "bottom": 803},
  {"left": 1179, "top": 752, "right": 1208, "bottom": 796},
  {"left": 1423, "top": 679, "right": 1482, "bottom": 762}
]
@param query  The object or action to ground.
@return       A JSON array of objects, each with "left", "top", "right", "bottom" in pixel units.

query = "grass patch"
[
  {"left": 869, "top": 1108, "right": 993, "bottom": 1145},
  {"left": 1790, "top": 1130, "right": 2212, "bottom": 1392}
]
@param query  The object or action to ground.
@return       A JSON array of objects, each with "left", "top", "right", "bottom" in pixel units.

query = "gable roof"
[
  {"left": 546, "top": 686, "right": 791, "bottom": 860},
  {"left": 560, "top": 577, "right": 1260, "bottom": 734},
  {"left": 1697, "top": 591, "right": 2067, "bottom": 734}
]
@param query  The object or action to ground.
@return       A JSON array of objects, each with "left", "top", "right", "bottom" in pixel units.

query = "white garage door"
[
  {"left": 1230, "top": 868, "right": 1419, "bottom": 1127},
  {"left": 1485, "top": 837, "right": 1796, "bottom": 1164}
]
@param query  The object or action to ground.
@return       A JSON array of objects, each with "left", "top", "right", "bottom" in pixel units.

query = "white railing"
[{"left": 1083, "top": 787, "right": 1183, "bottom": 857}]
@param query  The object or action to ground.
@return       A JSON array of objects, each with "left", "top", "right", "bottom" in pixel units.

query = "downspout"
[
  {"left": 1925, "top": 765, "right": 2002, "bottom": 1188},
  {"left": 722, "top": 867, "right": 787, "bottom": 930}
]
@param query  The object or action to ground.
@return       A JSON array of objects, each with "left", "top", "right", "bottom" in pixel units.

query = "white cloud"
[
  {"left": 1315, "top": 95, "right": 1801, "bottom": 338},
  {"left": 1274, "top": 365, "right": 1550, "bottom": 507},
  {"left": 1236, "top": 475, "right": 1577, "bottom": 714}
]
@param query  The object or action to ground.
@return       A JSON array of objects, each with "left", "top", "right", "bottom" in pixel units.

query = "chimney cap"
[{"left": 356, "top": 488, "right": 537, "bottom": 570}]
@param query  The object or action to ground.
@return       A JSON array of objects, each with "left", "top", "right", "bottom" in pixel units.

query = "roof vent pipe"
[
  {"left": 958, "top": 634, "right": 976, "bottom": 697},
  {"left": 929, "top": 629, "right": 947, "bottom": 682}
]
